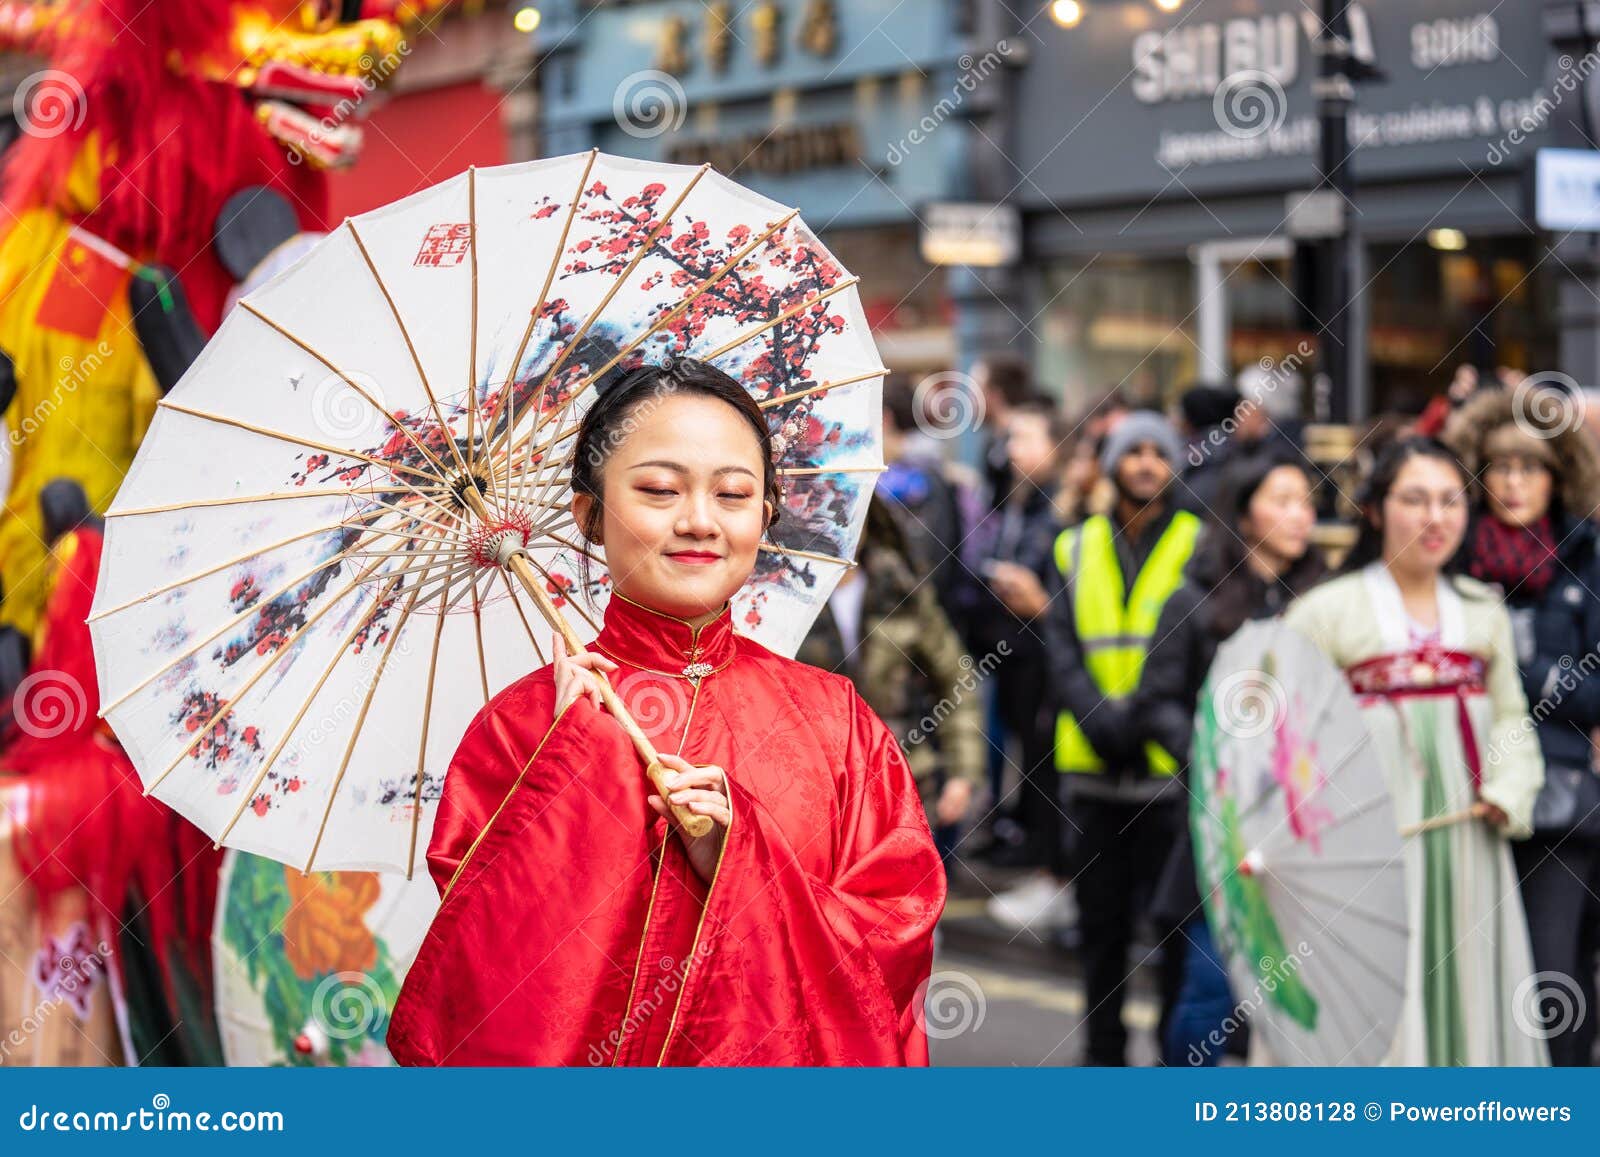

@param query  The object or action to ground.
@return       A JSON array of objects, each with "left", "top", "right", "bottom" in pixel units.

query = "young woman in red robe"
[{"left": 388, "top": 358, "right": 945, "bottom": 1066}]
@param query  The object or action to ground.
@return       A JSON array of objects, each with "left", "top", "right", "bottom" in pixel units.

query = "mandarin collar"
[{"left": 594, "top": 591, "right": 738, "bottom": 677}]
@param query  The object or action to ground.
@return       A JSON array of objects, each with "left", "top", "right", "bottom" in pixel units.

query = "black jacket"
[
  {"left": 1137, "top": 568, "right": 1295, "bottom": 927},
  {"left": 962, "top": 481, "right": 1061, "bottom": 663},
  {"left": 1487, "top": 514, "right": 1600, "bottom": 772}
]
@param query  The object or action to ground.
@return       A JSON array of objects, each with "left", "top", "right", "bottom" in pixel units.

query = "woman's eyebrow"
[{"left": 626, "top": 460, "right": 758, "bottom": 480}]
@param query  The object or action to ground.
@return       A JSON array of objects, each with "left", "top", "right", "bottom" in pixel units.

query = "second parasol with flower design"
[{"left": 88, "top": 150, "right": 887, "bottom": 877}]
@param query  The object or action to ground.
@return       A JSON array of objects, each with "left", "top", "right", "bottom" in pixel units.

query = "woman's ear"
[{"left": 572, "top": 492, "right": 601, "bottom": 545}]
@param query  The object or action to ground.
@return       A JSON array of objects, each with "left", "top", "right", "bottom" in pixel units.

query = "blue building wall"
[{"left": 534, "top": 0, "right": 968, "bottom": 230}]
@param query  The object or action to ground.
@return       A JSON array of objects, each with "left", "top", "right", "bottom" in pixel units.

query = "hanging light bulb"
[
  {"left": 513, "top": 5, "right": 542, "bottom": 33},
  {"left": 1154, "top": 0, "right": 1184, "bottom": 12},
  {"left": 1050, "top": 0, "right": 1084, "bottom": 28}
]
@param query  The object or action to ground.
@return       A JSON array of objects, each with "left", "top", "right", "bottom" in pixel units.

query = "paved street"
[{"left": 929, "top": 941, "right": 1161, "bottom": 1066}]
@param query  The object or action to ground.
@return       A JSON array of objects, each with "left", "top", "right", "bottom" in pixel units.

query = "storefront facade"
[
  {"left": 533, "top": 0, "right": 988, "bottom": 375},
  {"left": 1012, "top": 0, "right": 1581, "bottom": 418}
]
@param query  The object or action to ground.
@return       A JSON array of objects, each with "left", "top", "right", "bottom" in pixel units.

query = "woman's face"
[
  {"left": 1241, "top": 465, "right": 1314, "bottom": 567},
  {"left": 573, "top": 393, "right": 770, "bottom": 621},
  {"left": 1375, "top": 454, "right": 1469, "bottom": 574},
  {"left": 1483, "top": 453, "right": 1554, "bottom": 526}
]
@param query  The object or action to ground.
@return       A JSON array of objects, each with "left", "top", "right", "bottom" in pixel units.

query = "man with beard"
[{"left": 1043, "top": 411, "right": 1199, "bottom": 1066}]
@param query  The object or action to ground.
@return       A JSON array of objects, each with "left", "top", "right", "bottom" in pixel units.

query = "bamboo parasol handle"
[
  {"left": 501, "top": 552, "right": 715, "bottom": 839},
  {"left": 1398, "top": 807, "right": 1477, "bottom": 838}
]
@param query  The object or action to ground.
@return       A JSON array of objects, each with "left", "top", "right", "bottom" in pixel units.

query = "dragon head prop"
[{"left": 2, "top": 0, "right": 454, "bottom": 170}]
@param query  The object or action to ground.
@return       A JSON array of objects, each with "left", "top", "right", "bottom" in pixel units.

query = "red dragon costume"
[
  {"left": 0, "top": 0, "right": 449, "bottom": 1064},
  {"left": 0, "top": 0, "right": 450, "bottom": 635}
]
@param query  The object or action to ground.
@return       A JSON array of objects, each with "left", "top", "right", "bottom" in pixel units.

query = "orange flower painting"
[{"left": 280, "top": 868, "right": 382, "bottom": 980}]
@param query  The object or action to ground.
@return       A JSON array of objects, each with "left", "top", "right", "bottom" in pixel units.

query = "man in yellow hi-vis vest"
[{"left": 1043, "top": 410, "right": 1199, "bottom": 1066}]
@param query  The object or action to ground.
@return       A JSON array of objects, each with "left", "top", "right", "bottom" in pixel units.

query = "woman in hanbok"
[
  {"left": 388, "top": 357, "right": 945, "bottom": 1067},
  {"left": 1284, "top": 437, "right": 1547, "bottom": 1066}
]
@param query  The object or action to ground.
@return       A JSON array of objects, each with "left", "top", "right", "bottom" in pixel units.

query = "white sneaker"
[{"left": 986, "top": 874, "right": 1076, "bottom": 931}]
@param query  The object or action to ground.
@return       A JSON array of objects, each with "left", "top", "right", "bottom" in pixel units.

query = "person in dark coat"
[
  {"left": 1041, "top": 410, "right": 1201, "bottom": 1064},
  {"left": 1175, "top": 383, "right": 1243, "bottom": 517},
  {"left": 1137, "top": 451, "right": 1323, "bottom": 1066},
  {"left": 968, "top": 398, "right": 1068, "bottom": 895},
  {"left": 1443, "top": 386, "right": 1600, "bottom": 1066}
]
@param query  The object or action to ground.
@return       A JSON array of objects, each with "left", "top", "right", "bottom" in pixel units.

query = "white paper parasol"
[
  {"left": 89, "top": 151, "right": 886, "bottom": 876},
  {"left": 1189, "top": 620, "right": 1409, "bottom": 1065}
]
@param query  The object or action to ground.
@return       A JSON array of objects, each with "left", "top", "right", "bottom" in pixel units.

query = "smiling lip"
[{"left": 666, "top": 550, "right": 722, "bottom": 565}]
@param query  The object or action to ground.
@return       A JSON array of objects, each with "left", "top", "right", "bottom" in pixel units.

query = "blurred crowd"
[{"left": 799, "top": 354, "right": 1600, "bottom": 1067}]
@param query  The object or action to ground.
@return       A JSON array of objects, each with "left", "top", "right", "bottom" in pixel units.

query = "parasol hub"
[
  {"left": 465, "top": 505, "right": 536, "bottom": 570},
  {"left": 1237, "top": 848, "right": 1265, "bottom": 878}
]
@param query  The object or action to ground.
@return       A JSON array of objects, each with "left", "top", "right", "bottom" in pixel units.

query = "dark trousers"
[
  {"left": 1514, "top": 834, "right": 1600, "bottom": 1066},
  {"left": 1067, "top": 792, "right": 1185, "bottom": 1065},
  {"left": 1164, "top": 916, "right": 1236, "bottom": 1066},
  {"left": 995, "top": 662, "right": 1057, "bottom": 869}
]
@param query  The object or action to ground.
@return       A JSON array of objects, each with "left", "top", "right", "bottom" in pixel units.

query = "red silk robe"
[{"left": 387, "top": 594, "right": 945, "bottom": 1066}]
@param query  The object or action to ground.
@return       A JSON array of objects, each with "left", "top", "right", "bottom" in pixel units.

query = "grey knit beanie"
[{"left": 1098, "top": 410, "right": 1183, "bottom": 476}]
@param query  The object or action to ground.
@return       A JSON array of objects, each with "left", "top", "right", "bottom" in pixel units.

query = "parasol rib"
[
  {"left": 345, "top": 217, "right": 472, "bottom": 478},
  {"left": 212, "top": 569, "right": 412, "bottom": 845},
  {"left": 106, "top": 485, "right": 445, "bottom": 519},
  {"left": 760, "top": 368, "right": 887, "bottom": 410},
  {"left": 469, "top": 573, "right": 491, "bottom": 706},
  {"left": 145, "top": 550, "right": 396, "bottom": 795},
  {"left": 466, "top": 166, "right": 481, "bottom": 474},
  {"left": 407, "top": 579, "right": 454, "bottom": 879},
  {"left": 238, "top": 301, "right": 451, "bottom": 478},
  {"left": 156, "top": 400, "right": 454, "bottom": 514},
  {"left": 89, "top": 509, "right": 463, "bottom": 624},
  {"left": 303, "top": 525, "right": 459, "bottom": 873},
  {"left": 483, "top": 163, "right": 712, "bottom": 471},
  {"left": 480, "top": 148, "right": 598, "bottom": 502},
  {"left": 776, "top": 466, "right": 886, "bottom": 477},
  {"left": 758, "top": 542, "right": 856, "bottom": 569},
  {"left": 700, "top": 276, "right": 860, "bottom": 361}
]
